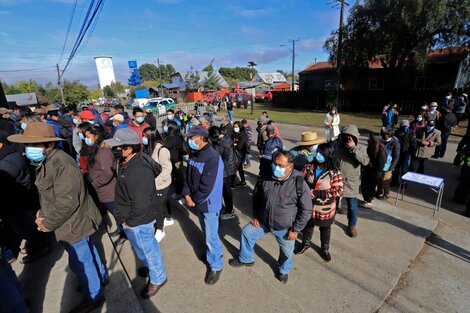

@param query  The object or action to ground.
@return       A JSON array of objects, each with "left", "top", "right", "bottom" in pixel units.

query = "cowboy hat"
[
  {"left": 8, "top": 122, "right": 63, "bottom": 144},
  {"left": 296, "top": 131, "right": 326, "bottom": 146}
]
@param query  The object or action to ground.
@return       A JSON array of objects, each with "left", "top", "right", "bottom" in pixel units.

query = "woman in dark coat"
[
  {"left": 295, "top": 142, "right": 344, "bottom": 261},
  {"left": 361, "top": 135, "right": 387, "bottom": 208},
  {"left": 232, "top": 121, "right": 248, "bottom": 187},
  {"left": 163, "top": 121, "right": 185, "bottom": 198}
]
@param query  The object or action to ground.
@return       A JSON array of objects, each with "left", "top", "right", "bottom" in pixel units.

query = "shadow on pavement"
[{"left": 426, "top": 232, "right": 470, "bottom": 264}]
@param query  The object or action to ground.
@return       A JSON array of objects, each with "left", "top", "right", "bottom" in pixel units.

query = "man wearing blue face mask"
[
  {"left": 128, "top": 108, "right": 150, "bottom": 149},
  {"left": 229, "top": 151, "right": 312, "bottom": 284},
  {"left": 182, "top": 125, "right": 225, "bottom": 285},
  {"left": 413, "top": 120, "right": 441, "bottom": 173},
  {"left": 8, "top": 122, "right": 107, "bottom": 313}
]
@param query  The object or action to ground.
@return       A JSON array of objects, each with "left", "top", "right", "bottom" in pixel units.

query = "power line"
[
  {"left": 0, "top": 66, "right": 55, "bottom": 73},
  {"left": 58, "top": 0, "right": 79, "bottom": 66}
]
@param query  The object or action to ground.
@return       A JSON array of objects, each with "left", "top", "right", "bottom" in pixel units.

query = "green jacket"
[{"left": 36, "top": 149, "right": 102, "bottom": 244}]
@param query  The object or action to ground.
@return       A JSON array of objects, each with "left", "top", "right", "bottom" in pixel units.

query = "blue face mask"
[
  {"left": 163, "top": 125, "right": 168, "bottom": 133},
  {"left": 73, "top": 118, "right": 79, "bottom": 126},
  {"left": 188, "top": 139, "right": 199, "bottom": 150},
  {"left": 417, "top": 117, "right": 423, "bottom": 122},
  {"left": 142, "top": 137, "right": 149, "bottom": 146},
  {"left": 426, "top": 126, "right": 434, "bottom": 132},
  {"left": 78, "top": 133, "right": 85, "bottom": 140},
  {"left": 21, "top": 122, "right": 27, "bottom": 130},
  {"left": 88, "top": 120, "right": 95, "bottom": 125},
  {"left": 167, "top": 115, "right": 174, "bottom": 121},
  {"left": 136, "top": 116, "right": 145, "bottom": 124},
  {"left": 272, "top": 164, "right": 286, "bottom": 179},
  {"left": 315, "top": 152, "right": 326, "bottom": 163},
  {"left": 84, "top": 137, "right": 93, "bottom": 146},
  {"left": 25, "top": 147, "right": 46, "bottom": 163}
]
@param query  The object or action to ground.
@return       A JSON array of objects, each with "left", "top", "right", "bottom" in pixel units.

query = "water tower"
[{"left": 94, "top": 56, "right": 116, "bottom": 89}]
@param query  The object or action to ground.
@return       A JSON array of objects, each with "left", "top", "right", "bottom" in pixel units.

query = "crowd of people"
[{"left": 0, "top": 90, "right": 468, "bottom": 312}]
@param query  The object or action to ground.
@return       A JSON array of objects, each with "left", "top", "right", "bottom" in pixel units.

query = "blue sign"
[
  {"left": 128, "top": 60, "right": 138, "bottom": 69},
  {"left": 128, "top": 60, "right": 142, "bottom": 87}
]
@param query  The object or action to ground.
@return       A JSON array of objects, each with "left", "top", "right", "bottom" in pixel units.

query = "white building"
[
  {"left": 252, "top": 72, "right": 287, "bottom": 84},
  {"left": 94, "top": 56, "right": 116, "bottom": 89}
]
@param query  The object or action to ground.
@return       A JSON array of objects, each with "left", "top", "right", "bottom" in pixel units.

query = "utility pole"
[
  {"left": 157, "top": 58, "right": 164, "bottom": 98},
  {"left": 288, "top": 39, "right": 299, "bottom": 92},
  {"left": 335, "top": 0, "right": 349, "bottom": 91},
  {"left": 56, "top": 64, "right": 66, "bottom": 105}
]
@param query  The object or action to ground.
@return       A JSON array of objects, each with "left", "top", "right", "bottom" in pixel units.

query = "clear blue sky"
[{"left": 0, "top": 0, "right": 347, "bottom": 87}]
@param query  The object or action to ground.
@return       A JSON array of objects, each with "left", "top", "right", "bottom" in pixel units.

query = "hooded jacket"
[
  {"left": 336, "top": 125, "right": 370, "bottom": 197},
  {"left": 115, "top": 152, "right": 161, "bottom": 226},
  {"left": 212, "top": 136, "right": 239, "bottom": 177},
  {"left": 252, "top": 170, "right": 312, "bottom": 233}
]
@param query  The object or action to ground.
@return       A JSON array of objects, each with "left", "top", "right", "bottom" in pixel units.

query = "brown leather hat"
[{"left": 8, "top": 122, "right": 63, "bottom": 143}]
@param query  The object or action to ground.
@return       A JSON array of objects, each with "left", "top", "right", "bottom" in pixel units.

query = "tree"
[
  {"left": 219, "top": 67, "right": 257, "bottom": 82},
  {"left": 138, "top": 63, "right": 176, "bottom": 82},
  {"left": 323, "top": 0, "right": 470, "bottom": 72},
  {"left": 62, "top": 80, "right": 89, "bottom": 104},
  {"left": 203, "top": 63, "right": 214, "bottom": 72},
  {"left": 184, "top": 67, "right": 201, "bottom": 91},
  {"left": 103, "top": 85, "right": 115, "bottom": 98},
  {"left": 110, "top": 81, "right": 126, "bottom": 94},
  {"left": 202, "top": 70, "right": 222, "bottom": 90},
  {"left": 89, "top": 87, "right": 103, "bottom": 100}
]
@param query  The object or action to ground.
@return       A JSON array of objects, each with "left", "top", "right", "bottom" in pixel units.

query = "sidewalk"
[{"left": 11, "top": 120, "right": 470, "bottom": 313}]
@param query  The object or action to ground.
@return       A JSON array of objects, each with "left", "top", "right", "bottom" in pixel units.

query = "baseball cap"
[
  {"left": 104, "top": 128, "right": 140, "bottom": 147},
  {"left": 400, "top": 119, "right": 410, "bottom": 127},
  {"left": 79, "top": 110, "right": 95, "bottom": 120},
  {"left": 110, "top": 114, "right": 124, "bottom": 122},
  {"left": 185, "top": 125, "right": 209, "bottom": 138}
]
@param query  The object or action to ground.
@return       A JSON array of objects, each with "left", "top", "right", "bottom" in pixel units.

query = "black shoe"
[
  {"left": 205, "top": 269, "right": 222, "bottom": 285},
  {"left": 320, "top": 244, "right": 331, "bottom": 262},
  {"left": 228, "top": 258, "right": 254, "bottom": 267},
  {"left": 275, "top": 272, "right": 288, "bottom": 284},
  {"left": 294, "top": 240, "right": 310, "bottom": 255},
  {"left": 69, "top": 296, "right": 105, "bottom": 313},
  {"left": 114, "top": 235, "right": 127, "bottom": 246},
  {"left": 137, "top": 267, "right": 149, "bottom": 278},
  {"left": 21, "top": 245, "right": 51, "bottom": 264},
  {"left": 236, "top": 181, "right": 247, "bottom": 187}
]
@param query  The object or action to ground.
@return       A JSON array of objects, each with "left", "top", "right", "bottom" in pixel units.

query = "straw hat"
[
  {"left": 296, "top": 131, "right": 326, "bottom": 146},
  {"left": 8, "top": 122, "right": 63, "bottom": 143}
]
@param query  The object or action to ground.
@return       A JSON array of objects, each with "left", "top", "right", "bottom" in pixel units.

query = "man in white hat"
[{"left": 8, "top": 122, "right": 107, "bottom": 313}]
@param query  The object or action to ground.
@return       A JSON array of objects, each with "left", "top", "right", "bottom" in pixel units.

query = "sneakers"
[
  {"left": 164, "top": 218, "right": 175, "bottom": 227},
  {"left": 220, "top": 213, "right": 236, "bottom": 220},
  {"left": 361, "top": 202, "right": 373, "bottom": 209},
  {"left": 155, "top": 229, "right": 166, "bottom": 242}
]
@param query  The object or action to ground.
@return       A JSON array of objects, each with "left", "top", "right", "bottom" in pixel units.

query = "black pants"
[
  {"left": 434, "top": 131, "right": 450, "bottom": 158},
  {"left": 232, "top": 162, "right": 246, "bottom": 185},
  {"left": 222, "top": 176, "right": 234, "bottom": 214},
  {"left": 302, "top": 219, "right": 331, "bottom": 245},
  {"left": 155, "top": 186, "right": 170, "bottom": 230},
  {"left": 412, "top": 157, "right": 427, "bottom": 174},
  {"left": 361, "top": 167, "right": 383, "bottom": 203}
]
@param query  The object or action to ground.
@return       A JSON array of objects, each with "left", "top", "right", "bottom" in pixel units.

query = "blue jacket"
[
  {"left": 262, "top": 136, "right": 283, "bottom": 160},
  {"left": 183, "top": 143, "right": 224, "bottom": 213}
]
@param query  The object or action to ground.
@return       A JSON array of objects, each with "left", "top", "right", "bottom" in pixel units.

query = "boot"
[
  {"left": 319, "top": 229, "right": 332, "bottom": 262},
  {"left": 294, "top": 228, "right": 313, "bottom": 255}
]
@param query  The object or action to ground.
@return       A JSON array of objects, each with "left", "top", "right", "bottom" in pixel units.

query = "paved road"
[{"left": 11, "top": 115, "right": 470, "bottom": 313}]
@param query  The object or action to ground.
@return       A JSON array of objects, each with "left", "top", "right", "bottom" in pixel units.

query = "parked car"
[
  {"left": 255, "top": 90, "right": 274, "bottom": 102},
  {"left": 143, "top": 98, "right": 175, "bottom": 116}
]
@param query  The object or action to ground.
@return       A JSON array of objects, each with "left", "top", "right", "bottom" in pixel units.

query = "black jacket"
[
  {"left": 164, "top": 134, "right": 184, "bottom": 163},
  {"left": 221, "top": 122, "right": 233, "bottom": 138},
  {"left": 252, "top": 170, "right": 312, "bottom": 233},
  {"left": 234, "top": 129, "right": 249, "bottom": 154},
  {"left": 394, "top": 128, "right": 416, "bottom": 154},
  {"left": 384, "top": 138, "right": 401, "bottom": 171},
  {"left": 212, "top": 136, "right": 238, "bottom": 177},
  {"left": 115, "top": 153, "right": 161, "bottom": 227},
  {"left": 438, "top": 111, "right": 458, "bottom": 132}
]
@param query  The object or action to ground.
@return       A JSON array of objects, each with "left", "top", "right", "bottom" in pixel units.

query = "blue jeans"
[
  {"left": 198, "top": 212, "right": 223, "bottom": 271},
  {"left": 0, "top": 255, "right": 28, "bottom": 313},
  {"left": 123, "top": 220, "right": 167, "bottom": 285},
  {"left": 239, "top": 222, "right": 295, "bottom": 274},
  {"left": 345, "top": 197, "right": 358, "bottom": 227},
  {"left": 64, "top": 237, "right": 107, "bottom": 303},
  {"left": 227, "top": 110, "right": 233, "bottom": 122}
]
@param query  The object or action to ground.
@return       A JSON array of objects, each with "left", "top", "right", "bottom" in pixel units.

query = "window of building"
[
  {"left": 324, "top": 80, "right": 333, "bottom": 90},
  {"left": 368, "top": 78, "right": 384, "bottom": 90}
]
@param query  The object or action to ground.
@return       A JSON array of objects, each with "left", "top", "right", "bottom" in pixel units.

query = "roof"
[
  {"left": 253, "top": 72, "right": 287, "bottom": 83},
  {"left": 5, "top": 93, "right": 38, "bottom": 106},
  {"left": 173, "top": 70, "right": 229, "bottom": 88},
  {"left": 161, "top": 82, "right": 181, "bottom": 89},
  {"left": 300, "top": 47, "right": 470, "bottom": 74}
]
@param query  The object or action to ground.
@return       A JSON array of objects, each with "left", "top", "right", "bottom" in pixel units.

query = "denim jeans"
[
  {"left": 0, "top": 255, "right": 28, "bottom": 313},
  {"left": 198, "top": 212, "right": 223, "bottom": 271},
  {"left": 345, "top": 197, "right": 358, "bottom": 227},
  {"left": 239, "top": 222, "right": 295, "bottom": 274},
  {"left": 227, "top": 110, "right": 233, "bottom": 122},
  {"left": 123, "top": 220, "right": 167, "bottom": 285},
  {"left": 64, "top": 237, "right": 107, "bottom": 303}
]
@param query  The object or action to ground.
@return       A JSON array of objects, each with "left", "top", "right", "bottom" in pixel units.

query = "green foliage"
[
  {"left": 202, "top": 70, "right": 222, "bottom": 90},
  {"left": 324, "top": 0, "right": 470, "bottom": 71},
  {"left": 203, "top": 64, "right": 214, "bottom": 72},
  {"left": 89, "top": 88, "right": 103, "bottom": 100},
  {"left": 110, "top": 81, "right": 126, "bottom": 94},
  {"left": 138, "top": 63, "right": 176, "bottom": 82},
  {"left": 219, "top": 67, "right": 257, "bottom": 82},
  {"left": 184, "top": 67, "right": 201, "bottom": 91},
  {"left": 103, "top": 85, "right": 115, "bottom": 98},
  {"left": 62, "top": 80, "right": 89, "bottom": 105}
]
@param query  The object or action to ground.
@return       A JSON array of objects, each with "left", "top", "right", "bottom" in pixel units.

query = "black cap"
[{"left": 185, "top": 125, "right": 209, "bottom": 138}]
